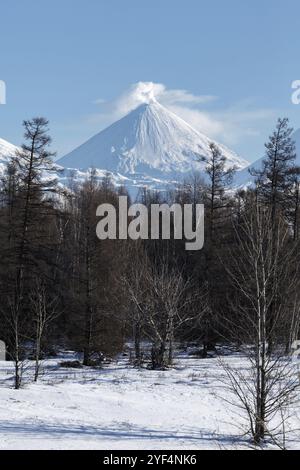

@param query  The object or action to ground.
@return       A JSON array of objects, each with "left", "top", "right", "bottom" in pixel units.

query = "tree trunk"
[
  {"left": 134, "top": 319, "right": 142, "bottom": 366},
  {"left": 83, "top": 229, "right": 93, "bottom": 366},
  {"left": 34, "top": 337, "right": 41, "bottom": 382}
]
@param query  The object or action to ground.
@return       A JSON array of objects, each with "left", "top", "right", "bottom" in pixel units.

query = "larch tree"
[
  {"left": 251, "top": 118, "right": 299, "bottom": 353},
  {"left": 6, "top": 117, "right": 57, "bottom": 388}
]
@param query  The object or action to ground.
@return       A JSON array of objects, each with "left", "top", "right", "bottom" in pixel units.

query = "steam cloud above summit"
[
  {"left": 99, "top": 81, "right": 217, "bottom": 110},
  {"left": 91, "top": 82, "right": 276, "bottom": 148},
  {"left": 92, "top": 81, "right": 221, "bottom": 138}
]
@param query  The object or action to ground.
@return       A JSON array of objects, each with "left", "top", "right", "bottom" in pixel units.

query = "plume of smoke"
[{"left": 91, "top": 81, "right": 275, "bottom": 146}]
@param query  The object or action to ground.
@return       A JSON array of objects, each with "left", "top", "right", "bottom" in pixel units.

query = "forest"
[{"left": 0, "top": 116, "right": 300, "bottom": 446}]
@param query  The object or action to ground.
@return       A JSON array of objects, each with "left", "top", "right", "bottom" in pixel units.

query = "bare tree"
[
  {"left": 144, "top": 262, "right": 200, "bottom": 369},
  {"left": 223, "top": 200, "right": 300, "bottom": 446},
  {"left": 251, "top": 118, "right": 299, "bottom": 353},
  {"left": 122, "top": 244, "right": 150, "bottom": 366},
  {"left": 288, "top": 168, "right": 300, "bottom": 241},
  {"left": 30, "top": 279, "right": 59, "bottom": 381},
  {"left": 2, "top": 295, "right": 30, "bottom": 389},
  {"left": 202, "top": 142, "right": 236, "bottom": 242},
  {"left": 14, "top": 117, "right": 56, "bottom": 305},
  {"left": 201, "top": 143, "right": 237, "bottom": 355}
]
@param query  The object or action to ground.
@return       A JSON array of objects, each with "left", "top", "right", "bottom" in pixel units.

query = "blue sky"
[{"left": 0, "top": 0, "right": 300, "bottom": 162}]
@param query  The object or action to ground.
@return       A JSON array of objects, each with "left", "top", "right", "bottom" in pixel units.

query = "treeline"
[{"left": 0, "top": 116, "right": 300, "bottom": 443}]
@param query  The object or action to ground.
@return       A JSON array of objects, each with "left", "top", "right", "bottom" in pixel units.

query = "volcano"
[{"left": 58, "top": 99, "right": 248, "bottom": 191}]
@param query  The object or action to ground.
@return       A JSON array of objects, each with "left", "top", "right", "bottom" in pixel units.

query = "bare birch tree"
[
  {"left": 223, "top": 200, "right": 300, "bottom": 446},
  {"left": 30, "top": 279, "right": 59, "bottom": 381}
]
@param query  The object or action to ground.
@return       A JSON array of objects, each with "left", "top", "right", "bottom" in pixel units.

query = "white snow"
[
  {"left": 57, "top": 101, "right": 249, "bottom": 192},
  {"left": 233, "top": 129, "right": 300, "bottom": 188},
  {"left": 0, "top": 137, "right": 19, "bottom": 176},
  {"left": 2, "top": 118, "right": 300, "bottom": 194},
  {"left": 0, "top": 351, "right": 299, "bottom": 450}
]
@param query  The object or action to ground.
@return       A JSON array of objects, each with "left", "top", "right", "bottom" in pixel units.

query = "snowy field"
[{"left": 0, "top": 351, "right": 300, "bottom": 450}]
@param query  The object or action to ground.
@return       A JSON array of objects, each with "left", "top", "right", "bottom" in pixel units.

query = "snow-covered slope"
[
  {"left": 0, "top": 137, "right": 63, "bottom": 192},
  {"left": 1, "top": 100, "right": 250, "bottom": 194},
  {"left": 0, "top": 137, "right": 19, "bottom": 175},
  {"left": 58, "top": 100, "right": 248, "bottom": 190},
  {"left": 234, "top": 128, "right": 300, "bottom": 188}
]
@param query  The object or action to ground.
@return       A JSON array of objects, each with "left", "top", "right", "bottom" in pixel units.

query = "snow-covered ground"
[{"left": 0, "top": 351, "right": 299, "bottom": 450}]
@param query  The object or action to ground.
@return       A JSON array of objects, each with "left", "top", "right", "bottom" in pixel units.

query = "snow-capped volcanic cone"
[
  {"left": 0, "top": 137, "right": 19, "bottom": 175},
  {"left": 58, "top": 99, "right": 248, "bottom": 190}
]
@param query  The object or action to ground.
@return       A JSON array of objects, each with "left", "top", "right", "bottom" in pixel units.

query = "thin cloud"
[{"left": 89, "top": 81, "right": 277, "bottom": 148}]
